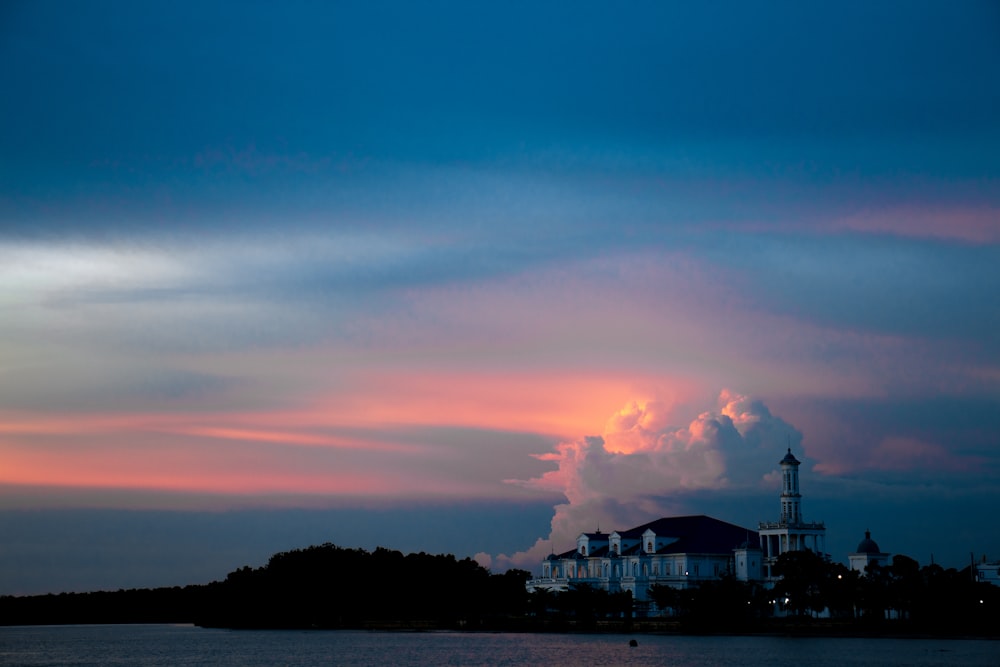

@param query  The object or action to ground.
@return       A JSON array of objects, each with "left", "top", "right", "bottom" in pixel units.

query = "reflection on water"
[{"left": 0, "top": 624, "right": 996, "bottom": 667}]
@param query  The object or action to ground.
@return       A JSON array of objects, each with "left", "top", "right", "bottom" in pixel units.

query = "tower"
[
  {"left": 758, "top": 448, "right": 826, "bottom": 579},
  {"left": 779, "top": 447, "right": 802, "bottom": 524}
]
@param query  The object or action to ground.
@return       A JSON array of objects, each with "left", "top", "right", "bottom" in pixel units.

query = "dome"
[
  {"left": 856, "top": 530, "right": 881, "bottom": 554},
  {"left": 780, "top": 448, "right": 800, "bottom": 466}
]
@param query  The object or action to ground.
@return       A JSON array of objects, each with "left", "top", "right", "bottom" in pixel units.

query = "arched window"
[{"left": 647, "top": 541, "right": 653, "bottom": 552}]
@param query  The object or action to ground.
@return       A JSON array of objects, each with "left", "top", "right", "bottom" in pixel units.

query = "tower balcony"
[{"left": 758, "top": 519, "right": 825, "bottom": 530}]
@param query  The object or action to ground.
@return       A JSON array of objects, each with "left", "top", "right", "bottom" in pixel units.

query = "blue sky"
[{"left": 1, "top": 1, "right": 998, "bottom": 594}]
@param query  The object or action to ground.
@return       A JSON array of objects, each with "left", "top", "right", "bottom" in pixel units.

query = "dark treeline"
[
  {"left": 2, "top": 545, "right": 997, "bottom": 635},
  {"left": 0, "top": 543, "right": 530, "bottom": 629},
  {"left": 197, "top": 544, "right": 529, "bottom": 628},
  {"left": 0, "top": 584, "right": 214, "bottom": 626},
  {"left": 644, "top": 551, "right": 1000, "bottom": 635}
]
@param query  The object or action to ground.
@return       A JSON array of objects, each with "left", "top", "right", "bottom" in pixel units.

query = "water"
[{"left": 0, "top": 625, "right": 995, "bottom": 667}]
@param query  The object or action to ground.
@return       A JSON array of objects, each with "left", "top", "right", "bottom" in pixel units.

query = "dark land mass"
[{"left": 1, "top": 544, "right": 997, "bottom": 637}]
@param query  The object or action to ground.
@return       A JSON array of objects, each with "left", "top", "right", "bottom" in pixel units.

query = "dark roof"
[
  {"left": 619, "top": 515, "right": 759, "bottom": 554},
  {"left": 856, "top": 530, "right": 882, "bottom": 554},
  {"left": 780, "top": 448, "right": 800, "bottom": 466}
]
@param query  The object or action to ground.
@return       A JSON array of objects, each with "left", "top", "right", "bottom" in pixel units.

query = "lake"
[{"left": 0, "top": 624, "right": 996, "bottom": 666}]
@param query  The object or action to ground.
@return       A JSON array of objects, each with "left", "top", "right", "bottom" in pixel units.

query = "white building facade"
[{"left": 526, "top": 514, "right": 763, "bottom": 606}]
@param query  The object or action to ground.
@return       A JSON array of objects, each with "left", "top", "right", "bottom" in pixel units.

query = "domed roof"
[
  {"left": 856, "top": 530, "right": 881, "bottom": 554},
  {"left": 780, "top": 448, "right": 800, "bottom": 466}
]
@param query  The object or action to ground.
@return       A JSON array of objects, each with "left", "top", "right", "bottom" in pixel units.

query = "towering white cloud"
[{"left": 495, "top": 390, "right": 802, "bottom": 570}]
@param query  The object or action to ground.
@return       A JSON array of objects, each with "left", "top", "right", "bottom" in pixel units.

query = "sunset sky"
[{"left": 2, "top": 1, "right": 999, "bottom": 594}]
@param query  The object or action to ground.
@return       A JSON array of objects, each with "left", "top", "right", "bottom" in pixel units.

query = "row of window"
[
  {"left": 543, "top": 561, "right": 723, "bottom": 579},
  {"left": 578, "top": 540, "right": 658, "bottom": 557}
]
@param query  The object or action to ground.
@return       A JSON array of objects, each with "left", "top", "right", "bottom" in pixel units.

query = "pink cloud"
[{"left": 831, "top": 205, "right": 1000, "bottom": 244}]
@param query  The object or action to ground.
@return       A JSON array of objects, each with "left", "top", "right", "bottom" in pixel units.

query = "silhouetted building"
[
  {"left": 849, "top": 530, "right": 890, "bottom": 573},
  {"left": 974, "top": 558, "right": 1000, "bottom": 586}
]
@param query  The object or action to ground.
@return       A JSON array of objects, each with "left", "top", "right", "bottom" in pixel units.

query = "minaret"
[
  {"left": 758, "top": 447, "right": 826, "bottom": 579},
  {"left": 779, "top": 448, "right": 802, "bottom": 525}
]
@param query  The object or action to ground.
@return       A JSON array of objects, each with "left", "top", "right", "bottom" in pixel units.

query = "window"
[{"left": 647, "top": 541, "right": 653, "bottom": 552}]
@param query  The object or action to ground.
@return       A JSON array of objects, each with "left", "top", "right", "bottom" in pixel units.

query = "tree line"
[
  {"left": 645, "top": 550, "right": 999, "bottom": 634},
  {"left": 2, "top": 544, "right": 997, "bottom": 634},
  {"left": 0, "top": 543, "right": 530, "bottom": 629}
]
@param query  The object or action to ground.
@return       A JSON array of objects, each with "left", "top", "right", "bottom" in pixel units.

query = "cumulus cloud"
[{"left": 495, "top": 390, "right": 801, "bottom": 571}]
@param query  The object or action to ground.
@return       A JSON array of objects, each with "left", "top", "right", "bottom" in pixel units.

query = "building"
[
  {"left": 758, "top": 448, "right": 826, "bottom": 579},
  {"left": 974, "top": 558, "right": 1000, "bottom": 586},
  {"left": 849, "top": 530, "right": 890, "bottom": 574},
  {"left": 526, "top": 447, "right": 830, "bottom": 609},
  {"left": 525, "top": 514, "right": 761, "bottom": 606}
]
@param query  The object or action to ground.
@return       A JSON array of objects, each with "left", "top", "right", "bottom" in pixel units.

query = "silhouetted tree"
[{"left": 773, "top": 550, "right": 827, "bottom": 617}]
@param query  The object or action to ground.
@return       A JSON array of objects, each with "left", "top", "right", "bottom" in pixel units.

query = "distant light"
[{"left": 837, "top": 574, "right": 842, "bottom": 579}]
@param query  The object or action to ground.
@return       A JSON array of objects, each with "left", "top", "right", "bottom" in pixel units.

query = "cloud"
[
  {"left": 495, "top": 390, "right": 801, "bottom": 570},
  {"left": 831, "top": 205, "right": 1000, "bottom": 245}
]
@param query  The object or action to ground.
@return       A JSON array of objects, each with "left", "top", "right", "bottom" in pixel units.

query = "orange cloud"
[{"left": 306, "top": 370, "right": 676, "bottom": 438}]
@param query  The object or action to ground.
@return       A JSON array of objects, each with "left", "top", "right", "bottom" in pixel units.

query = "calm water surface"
[{"left": 0, "top": 624, "right": 996, "bottom": 667}]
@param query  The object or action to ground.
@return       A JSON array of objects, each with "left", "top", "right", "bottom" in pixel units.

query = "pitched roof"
[{"left": 619, "top": 514, "right": 760, "bottom": 554}]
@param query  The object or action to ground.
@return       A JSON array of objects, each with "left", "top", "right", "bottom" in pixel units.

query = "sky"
[{"left": 1, "top": 1, "right": 998, "bottom": 595}]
